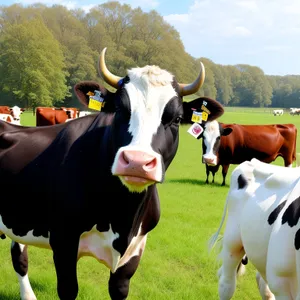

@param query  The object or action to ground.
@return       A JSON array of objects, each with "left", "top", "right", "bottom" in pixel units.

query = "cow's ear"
[
  {"left": 74, "top": 81, "right": 115, "bottom": 113},
  {"left": 222, "top": 128, "right": 232, "bottom": 136},
  {"left": 182, "top": 97, "right": 224, "bottom": 124}
]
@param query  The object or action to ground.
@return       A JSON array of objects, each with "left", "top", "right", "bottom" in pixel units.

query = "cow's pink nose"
[
  {"left": 204, "top": 157, "right": 215, "bottom": 165},
  {"left": 121, "top": 150, "right": 157, "bottom": 172},
  {"left": 114, "top": 150, "right": 159, "bottom": 183}
]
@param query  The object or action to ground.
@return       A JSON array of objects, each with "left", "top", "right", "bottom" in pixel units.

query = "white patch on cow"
[
  {"left": 78, "top": 111, "right": 92, "bottom": 117},
  {"left": 0, "top": 113, "right": 13, "bottom": 123},
  {"left": 1, "top": 216, "right": 146, "bottom": 274},
  {"left": 78, "top": 223, "right": 146, "bottom": 273},
  {"left": 0, "top": 216, "right": 50, "bottom": 248},
  {"left": 202, "top": 120, "right": 220, "bottom": 165},
  {"left": 11, "top": 242, "right": 37, "bottom": 300},
  {"left": 210, "top": 158, "right": 300, "bottom": 299},
  {"left": 111, "top": 66, "right": 177, "bottom": 184}
]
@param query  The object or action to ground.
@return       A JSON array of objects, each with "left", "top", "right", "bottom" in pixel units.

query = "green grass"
[{"left": 3, "top": 109, "right": 300, "bottom": 299}]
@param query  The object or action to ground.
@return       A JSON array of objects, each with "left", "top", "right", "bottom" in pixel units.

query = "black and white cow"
[
  {"left": 0, "top": 47, "right": 225, "bottom": 300},
  {"left": 210, "top": 158, "right": 300, "bottom": 299}
]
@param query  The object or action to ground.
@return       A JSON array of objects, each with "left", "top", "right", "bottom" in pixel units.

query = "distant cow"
[
  {"left": 290, "top": 108, "right": 300, "bottom": 116},
  {"left": 209, "top": 158, "right": 300, "bottom": 299},
  {"left": 0, "top": 106, "right": 25, "bottom": 125},
  {"left": 0, "top": 47, "right": 225, "bottom": 299},
  {"left": 273, "top": 109, "right": 283, "bottom": 116},
  {"left": 36, "top": 107, "right": 78, "bottom": 126},
  {"left": 78, "top": 111, "right": 92, "bottom": 118},
  {"left": 202, "top": 121, "right": 297, "bottom": 185}
]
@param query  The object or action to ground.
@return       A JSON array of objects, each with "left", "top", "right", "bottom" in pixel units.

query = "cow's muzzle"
[{"left": 113, "top": 149, "right": 162, "bottom": 192}]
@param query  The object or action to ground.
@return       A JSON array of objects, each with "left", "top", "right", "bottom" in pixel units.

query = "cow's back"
[
  {"left": 0, "top": 106, "right": 11, "bottom": 114},
  {"left": 36, "top": 107, "right": 56, "bottom": 126},
  {"left": 218, "top": 123, "right": 296, "bottom": 165}
]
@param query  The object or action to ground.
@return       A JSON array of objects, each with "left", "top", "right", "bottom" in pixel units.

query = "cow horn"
[
  {"left": 98, "top": 47, "right": 122, "bottom": 89},
  {"left": 178, "top": 62, "right": 205, "bottom": 96}
]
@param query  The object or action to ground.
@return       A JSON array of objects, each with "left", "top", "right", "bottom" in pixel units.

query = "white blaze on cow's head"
[{"left": 202, "top": 120, "right": 232, "bottom": 166}]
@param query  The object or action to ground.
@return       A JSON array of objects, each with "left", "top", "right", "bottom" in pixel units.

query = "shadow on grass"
[
  {"left": 166, "top": 178, "right": 207, "bottom": 185},
  {"left": 166, "top": 178, "right": 229, "bottom": 187}
]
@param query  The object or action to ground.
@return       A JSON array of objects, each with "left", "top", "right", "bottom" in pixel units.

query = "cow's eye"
[{"left": 173, "top": 116, "right": 182, "bottom": 125}]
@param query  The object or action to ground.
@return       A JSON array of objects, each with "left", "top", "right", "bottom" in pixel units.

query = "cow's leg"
[
  {"left": 255, "top": 272, "right": 275, "bottom": 300},
  {"left": 212, "top": 172, "right": 215, "bottom": 183},
  {"left": 205, "top": 165, "right": 210, "bottom": 184},
  {"left": 50, "top": 231, "right": 80, "bottom": 300},
  {"left": 221, "top": 165, "right": 229, "bottom": 186},
  {"left": 11, "top": 241, "right": 37, "bottom": 300},
  {"left": 218, "top": 217, "right": 245, "bottom": 299},
  {"left": 108, "top": 237, "right": 146, "bottom": 300}
]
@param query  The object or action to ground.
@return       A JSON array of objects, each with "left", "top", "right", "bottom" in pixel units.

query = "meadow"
[{"left": 0, "top": 108, "right": 299, "bottom": 299}]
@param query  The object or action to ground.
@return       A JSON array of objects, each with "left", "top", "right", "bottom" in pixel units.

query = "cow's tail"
[{"left": 208, "top": 192, "right": 230, "bottom": 252}]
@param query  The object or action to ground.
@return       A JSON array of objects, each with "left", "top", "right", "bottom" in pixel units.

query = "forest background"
[{"left": 0, "top": 1, "right": 298, "bottom": 109}]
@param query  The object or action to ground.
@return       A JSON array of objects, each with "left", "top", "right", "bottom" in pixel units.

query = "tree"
[{"left": 0, "top": 17, "right": 69, "bottom": 108}]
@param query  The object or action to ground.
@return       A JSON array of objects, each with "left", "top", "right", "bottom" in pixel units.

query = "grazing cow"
[
  {"left": 209, "top": 158, "right": 300, "bottom": 299},
  {"left": 0, "top": 106, "right": 25, "bottom": 125},
  {"left": 273, "top": 109, "right": 283, "bottom": 116},
  {"left": 202, "top": 121, "right": 297, "bottom": 185},
  {"left": 0, "top": 47, "right": 225, "bottom": 300},
  {"left": 36, "top": 107, "right": 78, "bottom": 126}
]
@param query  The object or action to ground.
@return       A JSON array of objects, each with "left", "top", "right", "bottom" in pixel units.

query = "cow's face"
[
  {"left": 202, "top": 121, "right": 232, "bottom": 166},
  {"left": 109, "top": 68, "right": 183, "bottom": 193},
  {"left": 10, "top": 106, "right": 24, "bottom": 123},
  {"left": 74, "top": 48, "right": 225, "bottom": 193}
]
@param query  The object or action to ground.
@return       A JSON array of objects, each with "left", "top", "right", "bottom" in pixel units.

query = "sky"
[{"left": 1, "top": 0, "right": 300, "bottom": 76}]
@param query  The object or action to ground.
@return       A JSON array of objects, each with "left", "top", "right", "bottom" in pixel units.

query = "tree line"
[{"left": 0, "top": 2, "right": 299, "bottom": 109}]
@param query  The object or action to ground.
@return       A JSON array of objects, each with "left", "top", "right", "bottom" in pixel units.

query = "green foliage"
[
  {"left": 0, "top": 16, "right": 69, "bottom": 107},
  {"left": 0, "top": 1, "right": 300, "bottom": 108}
]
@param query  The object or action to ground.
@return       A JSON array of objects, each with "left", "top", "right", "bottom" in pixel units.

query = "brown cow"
[
  {"left": 202, "top": 121, "right": 297, "bottom": 185},
  {"left": 0, "top": 106, "right": 11, "bottom": 114},
  {"left": 36, "top": 107, "right": 78, "bottom": 126}
]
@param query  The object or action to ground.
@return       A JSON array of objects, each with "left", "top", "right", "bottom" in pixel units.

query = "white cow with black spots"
[
  {"left": 273, "top": 109, "right": 283, "bottom": 116},
  {"left": 210, "top": 158, "right": 300, "bottom": 299}
]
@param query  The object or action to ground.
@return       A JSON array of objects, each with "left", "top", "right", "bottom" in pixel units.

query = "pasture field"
[{"left": 0, "top": 109, "right": 299, "bottom": 299}]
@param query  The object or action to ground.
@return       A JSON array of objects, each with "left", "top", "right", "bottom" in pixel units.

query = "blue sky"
[{"left": 1, "top": 0, "right": 300, "bottom": 76}]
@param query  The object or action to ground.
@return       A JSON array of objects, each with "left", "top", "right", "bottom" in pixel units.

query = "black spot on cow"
[
  {"left": 268, "top": 200, "right": 287, "bottom": 225},
  {"left": 237, "top": 174, "right": 247, "bottom": 189},
  {"left": 295, "top": 228, "right": 300, "bottom": 250},
  {"left": 282, "top": 196, "right": 300, "bottom": 227}
]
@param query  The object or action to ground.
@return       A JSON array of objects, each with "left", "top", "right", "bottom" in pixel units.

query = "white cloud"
[
  {"left": 233, "top": 26, "right": 252, "bottom": 37},
  {"left": 164, "top": 13, "right": 189, "bottom": 23},
  {"left": 163, "top": 0, "right": 300, "bottom": 74}
]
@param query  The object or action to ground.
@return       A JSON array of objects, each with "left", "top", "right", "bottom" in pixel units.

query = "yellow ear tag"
[
  {"left": 202, "top": 111, "right": 208, "bottom": 121},
  {"left": 191, "top": 111, "right": 202, "bottom": 123},
  {"left": 88, "top": 90, "right": 104, "bottom": 111}
]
